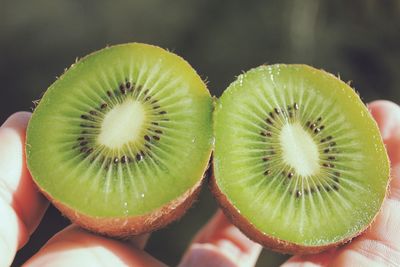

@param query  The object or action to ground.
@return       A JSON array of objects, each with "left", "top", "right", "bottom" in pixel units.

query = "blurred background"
[{"left": 2, "top": 0, "right": 399, "bottom": 266}]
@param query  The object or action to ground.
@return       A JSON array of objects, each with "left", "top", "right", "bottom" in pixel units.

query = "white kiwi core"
[
  {"left": 98, "top": 99, "right": 146, "bottom": 149},
  {"left": 280, "top": 122, "right": 319, "bottom": 177}
]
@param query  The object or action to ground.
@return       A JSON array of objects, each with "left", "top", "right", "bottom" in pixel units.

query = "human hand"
[{"left": 1, "top": 100, "right": 399, "bottom": 267}]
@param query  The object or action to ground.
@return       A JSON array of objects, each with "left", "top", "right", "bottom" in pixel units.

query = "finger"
[
  {"left": 369, "top": 100, "right": 400, "bottom": 200},
  {"left": 23, "top": 225, "right": 166, "bottom": 267},
  {"left": 179, "top": 210, "right": 262, "bottom": 267},
  {"left": 128, "top": 233, "right": 150, "bottom": 250},
  {"left": 0, "top": 112, "right": 49, "bottom": 267}
]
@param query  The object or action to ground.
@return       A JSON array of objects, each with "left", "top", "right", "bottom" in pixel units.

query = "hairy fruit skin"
[
  {"left": 209, "top": 171, "right": 374, "bottom": 254},
  {"left": 38, "top": 177, "right": 203, "bottom": 238}
]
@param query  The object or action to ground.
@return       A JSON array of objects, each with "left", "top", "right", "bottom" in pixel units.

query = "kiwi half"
[
  {"left": 211, "top": 64, "right": 390, "bottom": 254},
  {"left": 26, "top": 43, "right": 213, "bottom": 237}
]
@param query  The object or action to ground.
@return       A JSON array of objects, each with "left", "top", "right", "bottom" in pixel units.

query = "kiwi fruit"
[
  {"left": 26, "top": 43, "right": 213, "bottom": 237},
  {"left": 211, "top": 64, "right": 390, "bottom": 254}
]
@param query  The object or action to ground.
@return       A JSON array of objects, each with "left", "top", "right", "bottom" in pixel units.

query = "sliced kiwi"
[
  {"left": 26, "top": 43, "right": 213, "bottom": 237},
  {"left": 211, "top": 64, "right": 390, "bottom": 254}
]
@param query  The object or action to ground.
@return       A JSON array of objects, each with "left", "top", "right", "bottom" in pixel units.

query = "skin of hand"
[{"left": 0, "top": 100, "right": 398, "bottom": 267}]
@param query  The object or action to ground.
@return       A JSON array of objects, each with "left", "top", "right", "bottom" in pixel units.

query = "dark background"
[{"left": 2, "top": 0, "right": 399, "bottom": 266}]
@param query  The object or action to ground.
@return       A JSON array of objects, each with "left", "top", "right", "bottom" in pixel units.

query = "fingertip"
[
  {"left": 1, "top": 112, "right": 32, "bottom": 129},
  {"left": 368, "top": 100, "right": 400, "bottom": 140}
]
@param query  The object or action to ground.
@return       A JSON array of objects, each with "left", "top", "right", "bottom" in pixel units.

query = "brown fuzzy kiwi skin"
[
  {"left": 208, "top": 166, "right": 384, "bottom": 255},
  {"left": 37, "top": 176, "right": 203, "bottom": 238}
]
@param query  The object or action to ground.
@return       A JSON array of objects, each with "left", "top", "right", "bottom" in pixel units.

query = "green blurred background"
[{"left": 2, "top": 0, "right": 399, "bottom": 266}]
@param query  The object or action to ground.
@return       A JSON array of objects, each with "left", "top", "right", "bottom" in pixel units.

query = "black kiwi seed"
[
  {"left": 126, "top": 81, "right": 131, "bottom": 89},
  {"left": 136, "top": 154, "right": 142, "bottom": 161},
  {"left": 294, "top": 103, "right": 299, "bottom": 110},
  {"left": 262, "top": 157, "right": 270, "bottom": 161},
  {"left": 77, "top": 137, "right": 85, "bottom": 141},
  {"left": 295, "top": 190, "right": 302, "bottom": 198},
  {"left": 314, "top": 128, "right": 321, "bottom": 134},
  {"left": 264, "top": 170, "right": 271, "bottom": 175},
  {"left": 153, "top": 136, "right": 160, "bottom": 141},
  {"left": 81, "top": 115, "right": 89, "bottom": 120},
  {"left": 324, "top": 148, "right": 330, "bottom": 153},
  {"left": 120, "top": 156, "right": 127, "bottom": 163},
  {"left": 113, "top": 157, "right": 119, "bottom": 164},
  {"left": 155, "top": 129, "right": 163, "bottom": 134},
  {"left": 153, "top": 105, "right": 160, "bottom": 110},
  {"left": 287, "top": 172, "right": 294, "bottom": 178},
  {"left": 145, "top": 96, "right": 151, "bottom": 101},
  {"left": 325, "top": 186, "right": 331, "bottom": 192},
  {"left": 266, "top": 118, "right": 273, "bottom": 125},
  {"left": 310, "top": 123, "right": 316, "bottom": 130},
  {"left": 152, "top": 122, "right": 159, "bottom": 125},
  {"left": 333, "top": 184, "right": 339, "bottom": 191},
  {"left": 80, "top": 141, "right": 88, "bottom": 146},
  {"left": 107, "top": 91, "right": 113, "bottom": 97},
  {"left": 101, "top": 103, "right": 108, "bottom": 109},
  {"left": 144, "top": 135, "right": 151, "bottom": 142},
  {"left": 326, "top": 136, "right": 333, "bottom": 140},
  {"left": 159, "top": 111, "right": 167, "bottom": 115},
  {"left": 328, "top": 156, "right": 336, "bottom": 160},
  {"left": 120, "top": 84, "right": 127, "bottom": 94},
  {"left": 269, "top": 112, "right": 274, "bottom": 118},
  {"left": 274, "top": 107, "right": 280, "bottom": 114},
  {"left": 320, "top": 125, "right": 325, "bottom": 130},
  {"left": 89, "top": 110, "right": 98, "bottom": 116},
  {"left": 317, "top": 117, "right": 322, "bottom": 122},
  {"left": 80, "top": 124, "right": 93, "bottom": 128}
]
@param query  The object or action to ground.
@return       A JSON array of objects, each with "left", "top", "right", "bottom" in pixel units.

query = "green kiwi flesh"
[
  {"left": 26, "top": 43, "right": 213, "bottom": 236},
  {"left": 212, "top": 64, "right": 390, "bottom": 254}
]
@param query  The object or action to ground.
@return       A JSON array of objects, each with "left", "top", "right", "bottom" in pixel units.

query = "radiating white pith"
[
  {"left": 280, "top": 122, "right": 319, "bottom": 177},
  {"left": 98, "top": 99, "right": 145, "bottom": 148}
]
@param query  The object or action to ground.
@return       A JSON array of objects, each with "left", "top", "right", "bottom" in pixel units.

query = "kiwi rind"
[
  {"left": 45, "top": 175, "right": 205, "bottom": 238},
  {"left": 209, "top": 172, "right": 373, "bottom": 254},
  {"left": 211, "top": 64, "right": 390, "bottom": 254},
  {"left": 26, "top": 43, "right": 213, "bottom": 237}
]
